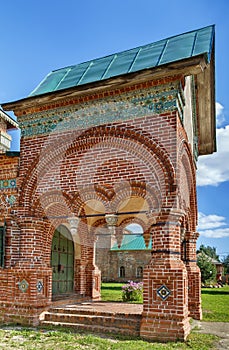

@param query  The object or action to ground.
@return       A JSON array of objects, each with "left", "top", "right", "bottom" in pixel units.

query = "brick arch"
[
  {"left": 46, "top": 217, "right": 99, "bottom": 259},
  {"left": 73, "top": 186, "right": 110, "bottom": 215},
  {"left": 89, "top": 218, "right": 107, "bottom": 236},
  {"left": 66, "top": 125, "right": 176, "bottom": 192},
  {"left": 178, "top": 140, "right": 197, "bottom": 231},
  {"left": 92, "top": 218, "right": 107, "bottom": 229},
  {"left": 31, "top": 190, "right": 74, "bottom": 217},
  {"left": 19, "top": 125, "right": 176, "bottom": 215},
  {"left": 44, "top": 218, "right": 74, "bottom": 266},
  {"left": 90, "top": 216, "right": 148, "bottom": 234},
  {"left": 118, "top": 216, "right": 147, "bottom": 232},
  {"left": 110, "top": 180, "right": 161, "bottom": 213}
]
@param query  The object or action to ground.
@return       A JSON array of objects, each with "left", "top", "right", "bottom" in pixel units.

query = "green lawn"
[
  {"left": 201, "top": 285, "right": 229, "bottom": 322},
  {"left": 101, "top": 282, "right": 123, "bottom": 302}
]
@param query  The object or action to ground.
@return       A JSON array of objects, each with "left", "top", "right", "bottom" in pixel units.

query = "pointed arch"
[{"left": 18, "top": 125, "right": 176, "bottom": 216}]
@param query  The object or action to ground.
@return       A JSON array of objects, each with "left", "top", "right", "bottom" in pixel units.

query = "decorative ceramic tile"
[
  {"left": 36, "top": 280, "right": 44, "bottom": 293},
  {"left": 6, "top": 195, "right": 16, "bottom": 206},
  {"left": 18, "top": 279, "right": 29, "bottom": 293},
  {"left": 0, "top": 179, "right": 17, "bottom": 189},
  {"left": 19, "top": 82, "right": 184, "bottom": 137},
  {"left": 157, "top": 284, "right": 171, "bottom": 300}
]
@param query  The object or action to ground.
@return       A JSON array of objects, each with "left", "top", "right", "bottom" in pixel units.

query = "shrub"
[
  {"left": 122, "top": 281, "right": 143, "bottom": 302},
  {"left": 197, "top": 251, "right": 217, "bottom": 284}
]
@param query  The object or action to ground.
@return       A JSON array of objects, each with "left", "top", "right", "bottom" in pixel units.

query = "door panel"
[{"left": 51, "top": 225, "right": 74, "bottom": 296}]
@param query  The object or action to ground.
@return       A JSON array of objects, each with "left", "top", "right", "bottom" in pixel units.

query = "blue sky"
[{"left": 1, "top": 0, "right": 229, "bottom": 259}]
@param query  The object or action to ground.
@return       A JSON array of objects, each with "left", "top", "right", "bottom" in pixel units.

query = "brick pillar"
[
  {"left": 91, "top": 236, "right": 101, "bottom": 300},
  {"left": 184, "top": 231, "right": 202, "bottom": 320},
  {"left": 75, "top": 258, "right": 87, "bottom": 295},
  {"left": 0, "top": 218, "right": 52, "bottom": 325},
  {"left": 140, "top": 209, "right": 190, "bottom": 342},
  {"left": 83, "top": 230, "right": 101, "bottom": 300},
  {"left": 18, "top": 217, "right": 48, "bottom": 266}
]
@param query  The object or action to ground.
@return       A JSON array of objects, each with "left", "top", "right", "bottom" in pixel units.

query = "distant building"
[
  {"left": 96, "top": 226, "right": 152, "bottom": 282},
  {"left": 211, "top": 257, "right": 224, "bottom": 281}
]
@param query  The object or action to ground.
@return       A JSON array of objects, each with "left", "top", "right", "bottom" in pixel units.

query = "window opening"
[{"left": 120, "top": 266, "right": 125, "bottom": 278}]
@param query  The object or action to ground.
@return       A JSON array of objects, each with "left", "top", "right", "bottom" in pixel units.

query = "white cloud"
[
  {"left": 199, "top": 228, "right": 229, "bottom": 238},
  {"left": 215, "top": 102, "right": 225, "bottom": 127},
  {"left": 198, "top": 212, "right": 226, "bottom": 230},
  {"left": 197, "top": 125, "right": 229, "bottom": 186},
  {"left": 198, "top": 212, "right": 229, "bottom": 238}
]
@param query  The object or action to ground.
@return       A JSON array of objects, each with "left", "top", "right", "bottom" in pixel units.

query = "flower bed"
[{"left": 122, "top": 281, "right": 143, "bottom": 302}]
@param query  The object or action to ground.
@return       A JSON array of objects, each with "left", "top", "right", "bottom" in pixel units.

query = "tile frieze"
[{"left": 19, "top": 82, "right": 184, "bottom": 137}]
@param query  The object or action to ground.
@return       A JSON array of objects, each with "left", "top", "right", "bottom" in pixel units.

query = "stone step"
[
  {"left": 44, "top": 311, "right": 141, "bottom": 329},
  {"left": 41, "top": 320, "right": 140, "bottom": 337},
  {"left": 41, "top": 308, "right": 141, "bottom": 337},
  {"left": 50, "top": 306, "right": 141, "bottom": 318}
]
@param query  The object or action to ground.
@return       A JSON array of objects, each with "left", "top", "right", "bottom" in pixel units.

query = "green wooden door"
[{"left": 51, "top": 225, "right": 74, "bottom": 296}]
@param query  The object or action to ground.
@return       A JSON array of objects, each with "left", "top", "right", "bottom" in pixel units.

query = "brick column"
[
  {"left": 184, "top": 231, "right": 202, "bottom": 320},
  {"left": 0, "top": 218, "right": 52, "bottom": 325},
  {"left": 91, "top": 235, "right": 101, "bottom": 300},
  {"left": 140, "top": 209, "right": 190, "bottom": 342},
  {"left": 18, "top": 217, "right": 47, "bottom": 266},
  {"left": 75, "top": 259, "right": 87, "bottom": 295},
  {"left": 83, "top": 228, "right": 101, "bottom": 300}
]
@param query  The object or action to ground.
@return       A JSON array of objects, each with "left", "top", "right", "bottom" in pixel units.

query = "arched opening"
[
  {"left": 124, "top": 223, "right": 144, "bottom": 234},
  {"left": 51, "top": 225, "right": 74, "bottom": 296},
  {"left": 119, "top": 266, "right": 125, "bottom": 278},
  {"left": 136, "top": 266, "right": 143, "bottom": 278}
]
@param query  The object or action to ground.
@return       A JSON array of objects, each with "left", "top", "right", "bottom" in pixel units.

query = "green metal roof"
[
  {"left": 111, "top": 234, "right": 152, "bottom": 251},
  {"left": 29, "top": 25, "right": 214, "bottom": 97}
]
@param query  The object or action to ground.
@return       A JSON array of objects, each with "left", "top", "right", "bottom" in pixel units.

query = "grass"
[
  {"left": 0, "top": 327, "right": 218, "bottom": 350},
  {"left": 201, "top": 284, "right": 229, "bottom": 322},
  {"left": 101, "top": 283, "right": 123, "bottom": 302}
]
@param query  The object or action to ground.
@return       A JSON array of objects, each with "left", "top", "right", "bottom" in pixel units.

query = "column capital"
[{"left": 185, "top": 231, "right": 199, "bottom": 241}]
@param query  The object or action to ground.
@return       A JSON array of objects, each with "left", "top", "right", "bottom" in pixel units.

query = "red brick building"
[{"left": 0, "top": 26, "right": 216, "bottom": 341}]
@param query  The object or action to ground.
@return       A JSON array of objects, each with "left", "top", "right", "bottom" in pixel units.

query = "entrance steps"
[{"left": 41, "top": 303, "right": 142, "bottom": 337}]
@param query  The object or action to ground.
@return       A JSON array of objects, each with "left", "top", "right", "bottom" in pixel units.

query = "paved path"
[{"left": 192, "top": 320, "right": 229, "bottom": 350}]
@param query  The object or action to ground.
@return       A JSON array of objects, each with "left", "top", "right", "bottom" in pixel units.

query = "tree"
[
  {"left": 197, "top": 244, "right": 220, "bottom": 261},
  {"left": 223, "top": 254, "right": 229, "bottom": 274},
  {"left": 197, "top": 251, "right": 217, "bottom": 284}
]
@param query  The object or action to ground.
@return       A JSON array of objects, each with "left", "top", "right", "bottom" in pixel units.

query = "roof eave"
[
  {"left": 197, "top": 41, "right": 216, "bottom": 155},
  {"left": 0, "top": 109, "right": 18, "bottom": 129},
  {"left": 1, "top": 52, "right": 215, "bottom": 156},
  {"left": 2, "top": 54, "right": 207, "bottom": 113}
]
